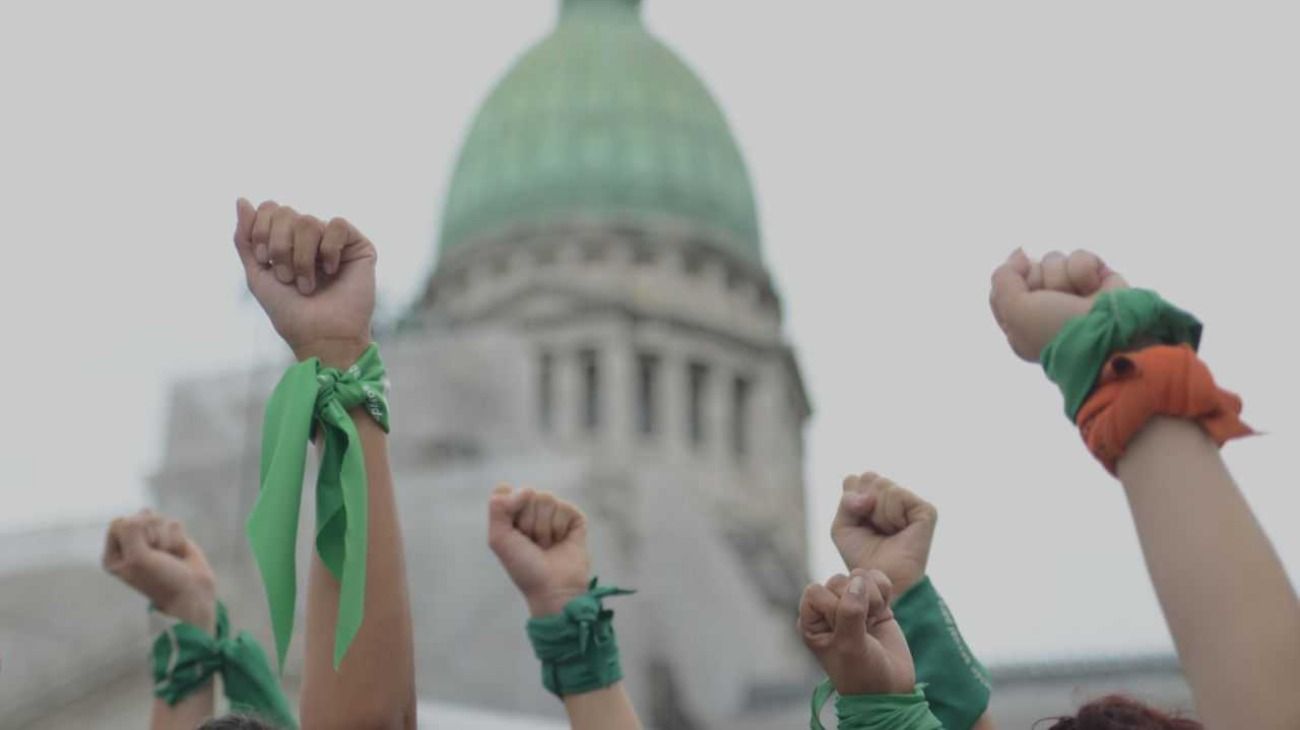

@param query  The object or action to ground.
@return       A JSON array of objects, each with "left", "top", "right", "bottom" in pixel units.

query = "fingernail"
[
  {"left": 254, "top": 244, "right": 269, "bottom": 264},
  {"left": 297, "top": 276, "right": 313, "bottom": 294},
  {"left": 275, "top": 265, "right": 293, "bottom": 283},
  {"left": 848, "top": 575, "right": 865, "bottom": 596}
]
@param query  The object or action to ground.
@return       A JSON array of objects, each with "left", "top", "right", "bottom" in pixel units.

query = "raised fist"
[
  {"left": 102, "top": 510, "right": 217, "bottom": 630},
  {"left": 232, "top": 198, "right": 376, "bottom": 367},
  {"left": 989, "top": 249, "right": 1128, "bottom": 361},
  {"left": 487, "top": 486, "right": 591, "bottom": 617},
  {"left": 832, "top": 472, "right": 937, "bottom": 596},
  {"left": 798, "top": 569, "right": 915, "bottom": 696}
]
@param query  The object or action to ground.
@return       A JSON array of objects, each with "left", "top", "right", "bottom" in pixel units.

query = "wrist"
[
  {"left": 292, "top": 335, "right": 371, "bottom": 369},
  {"left": 158, "top": 592, "right": 217, "bottom": 634},
  {"left": 526, "top": 586, "right": 587, "bottom": 618}
]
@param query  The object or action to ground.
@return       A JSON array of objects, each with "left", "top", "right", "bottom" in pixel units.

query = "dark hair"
[
  {"left": 1041, "top": 695, "right": 1202, "bottom": 729},
  {"left": 197, "top": 715, "right": 279, "bottom": 730}
]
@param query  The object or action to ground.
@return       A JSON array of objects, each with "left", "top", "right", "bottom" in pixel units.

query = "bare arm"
[
  {"left": 1119, "top": 418, "right": 1300, "bottom": 730},
  {"left": 563, "top": 686, "right": 641, "bottom": 730},
  {"left": 233, "top": 199, "right": 415, "bottom": 729},
  {"left": 300, "top": 410, "right": 416, "bottom": 730}
]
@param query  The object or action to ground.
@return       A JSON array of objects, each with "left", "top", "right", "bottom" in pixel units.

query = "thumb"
[
  {"left": 833, "top": 571, "right": 872, "bottom": 647},
  {"left": 487, "top": 486, "right": 528, "bottom": 553},
  {"left": 233, "top": 198, "right": 258, "bottom": 271}
]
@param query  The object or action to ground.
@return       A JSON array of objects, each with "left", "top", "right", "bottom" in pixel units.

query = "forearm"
[
  {"left": 301, "top": 414, "right": 415, "bottom": 729},
  {"left": 972, "top": 711, "right": 998, "bottom": 729},
  {"left": 562, "top": 683, "right": 641, "bottom": 730},
  {"left": 1119, "top": 417, "right": 1300, "bottom": 729}
]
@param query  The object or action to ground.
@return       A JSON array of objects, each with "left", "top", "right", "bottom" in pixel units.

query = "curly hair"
[{"left": 1042, "top": 695, "right": 1202, "bottom": 729}]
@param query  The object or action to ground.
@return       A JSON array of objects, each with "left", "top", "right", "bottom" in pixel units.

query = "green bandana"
[
  {"left": 894, "top": 577, "right": 990, "bottom": 729},
  {"left": 247, "top": 343, "right": 390, "bottom": 669},
  {"left": 152, "top": 602, "right": 298, "bottom": 729},
  {"left": 526, "top": 578, "right": 634, "bottom": 698},
  {"left": 811, "top": 681, "right": 943, "bottom": 730},
  {"left": 1040, "top": 289, "right": 1201, "bottom": 420}
]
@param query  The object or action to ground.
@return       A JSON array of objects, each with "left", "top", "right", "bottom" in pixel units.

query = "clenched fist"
[
  {"left": 832, "top": 473, "right": 937, "bottom": 596},
  {"left": 989, "top": 249, "right": 1128, "bottom": 361},
  {"left": 798, "top": 569, "right": 915, "bottom": 696},
  {"left": 487, "top": 486, "right": 591, "bottom": 617},
  {"left": 102, "top": 510, "right": 217, "bottom": 631},
  {"left": 233, "top": 199, "right": 376, "bottom": 368}
]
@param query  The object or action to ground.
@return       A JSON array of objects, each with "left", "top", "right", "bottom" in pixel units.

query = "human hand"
[
  {"left": 832, "top": 472, "right": 937, "bottom": 596},
  {"left": 232, "top": 198, "right": 376, "bottom": 368},
  {"left": 798, "top": 569, "right": 915, "bottom": 696},
  {"left": 102, "top": 510, "right": 217, "bottom": 631},
  {"left": 487, "top": 485, "right": 591, "bottom": 617},
  {"left": 989, "top": 249, "right": 1128, "bottom": 361}
]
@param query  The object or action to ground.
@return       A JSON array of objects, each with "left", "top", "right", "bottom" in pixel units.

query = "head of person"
[
  {"left": 197, "top": 715, "right": 279, "bottom": 730},
  {"left": 1044, "top": 695, "right": 1201, "bottom": 729}
]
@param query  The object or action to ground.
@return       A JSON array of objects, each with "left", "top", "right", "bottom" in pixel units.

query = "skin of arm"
[
  {"left": 1119, "top": 418, "right": 1300, "bottom": 730},
  {"left": 102, "top": 510, "right": 219, "bottom": 730},
  {"left": 487, "top": 486, "right": 641, "bottom": 730},
  {"left": 991, "top": 248, "right": 1300, "bottom": 729},
  {"left": 233, "top": 199, "right": 416, "bottom": 729}
]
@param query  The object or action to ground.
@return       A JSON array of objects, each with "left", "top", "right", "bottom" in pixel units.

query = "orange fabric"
[{"left": 1075, "top": 344, "right": 1253, "bottom": 475}]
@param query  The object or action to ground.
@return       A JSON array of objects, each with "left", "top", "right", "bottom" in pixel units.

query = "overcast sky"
[{"left": 2, "top": 1, "right": 1297, "bottom": 664}]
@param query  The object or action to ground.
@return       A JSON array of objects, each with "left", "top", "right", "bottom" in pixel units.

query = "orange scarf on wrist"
[{"left": 1076, "top": 344, "right": 1253, "bottom": 475}]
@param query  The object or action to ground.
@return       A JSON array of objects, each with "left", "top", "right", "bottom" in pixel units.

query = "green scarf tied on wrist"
[
  {"left": 526, "top": 578, "right": 634, "bottom": 698},
  {"left": 1040, "top": 289, "right": 1201, "bottom": 421},
  {"left": 894, "top": 577, "right": 991, "bottom": 729},
  {"left": 810, "top": 681, "right": 943, "bottom": 730},
  {"left": 152, "top": 602, "right": 298, "bottom": 729},
  {"left": 247, "top": 343, "right": 390, "bottom": 670}
]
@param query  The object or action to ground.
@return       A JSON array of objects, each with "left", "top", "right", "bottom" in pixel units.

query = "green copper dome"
[{"left": 437, "top": 0, "right": 762, "bottom": 265}]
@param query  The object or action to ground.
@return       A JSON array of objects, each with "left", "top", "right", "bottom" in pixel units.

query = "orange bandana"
[{"left": 1076, "top": 344, "right": 1253, "bottom": 474}]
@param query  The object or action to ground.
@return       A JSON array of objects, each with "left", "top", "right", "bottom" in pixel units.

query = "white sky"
[{"left": 2, "top": 1, "right": 1297, "bottom": 664}]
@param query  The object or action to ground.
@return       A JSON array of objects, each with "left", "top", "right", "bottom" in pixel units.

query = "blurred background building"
[{"left": 0, "top": 0, "right": 1196, "bottom": 727}]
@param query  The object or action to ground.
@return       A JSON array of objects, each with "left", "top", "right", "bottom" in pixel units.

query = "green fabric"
[
  {"left": 526, "top": 578, "right": 634, "bottom": 697},
  {"left": 247, "top": 343, "right": 390, "bottom": 670},
  {"left": 894, "top": 577, "right": 991, "bottom": 730},
  {"left": 1040, "top": 289, "right": 1202, "bottom": 420},
  {"left": 152, "top": 602, "right": 298, "bottom": 729},
  {"left": 810, "top": 681, "right": 943, "bottom": 730}
]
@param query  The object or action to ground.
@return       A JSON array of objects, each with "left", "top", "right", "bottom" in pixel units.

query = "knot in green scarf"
[
  {"left": 247, "top": 343, "right": 390, "bottom": 671},
  {"left": 526, "top": 578, "right": 634, "bottom": 697},
  {"left": 153, "top": 602, "right": 298, "bottom": 729}
]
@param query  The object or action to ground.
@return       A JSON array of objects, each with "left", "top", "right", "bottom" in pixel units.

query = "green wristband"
[
  {"left": 247, "top": 343, "right": 391, "bottom": 670},
  {"left": 810, "top": 680, "right": 943, "bottom": 730},
  {"left": 894, "top": 577, "right": 990, "bottom": 729},
  {"left": 526, "top": 578, "right": 634, "bottom": 698},
  {"left": 1040, "top": 289, "right": 1201, "bottom": 420},
  {"left": 152, "top": 601, "right": 298, "bottom": 729}
]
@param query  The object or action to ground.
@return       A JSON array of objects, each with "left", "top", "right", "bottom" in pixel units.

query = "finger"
[
  {"left": 1063, "top": 250, "right": 1104, "bottom": 295},
  {"left": 116, "top": 517, "right": 151, "bottom": 563},
  {"left": 1098, "top": 261, "right": 1129, "bottom": 292},
  {"left": 291, "top": 215, "right": 324, "bottom": 294},
  {"left": 102, "top": 518, "right": 125, "bottom": 569},
  {"left": 250, "top": 201, "right": 278, "bottom": 266},
  {"left": 989, "top": 248, "right": 1032, "bottom": 325},
  {"left": 862, "top": 569, "right": 893, "bottom": 626},
  {"left": 551, "top": 501, "right": 578, "bottom": 544},
  {"left": 533, "top": 492, "right": 558, "bottom": 549},
  {"left": 1041, "top": 250, "right": 1070, "bottom": 292},
  {"left": 319, "top": 217, "right": 354, "bottom": 276},
  {"left": 515, "top": 488, "right": 539, "bottom": 540},
  {"left": 825, "top": 573, "right": 850, "bottom": 597},
  {"left": 233, "top": 198, "right": 258, "bottom": 271},
  {"left": 1027, "top": 260, "right": 1044, "bottom": 290},
  {"left": 487, "top": 484, "right": 524, "bottom": 551},
  {"left": 799, "top": 583, "right": 840, "bottom": 635},
  {"left": 268, "top": 206, "right": 298, "bottom": 284},
  {"left": 161, "top": 520, "right": 188, "bottom": 556}
]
